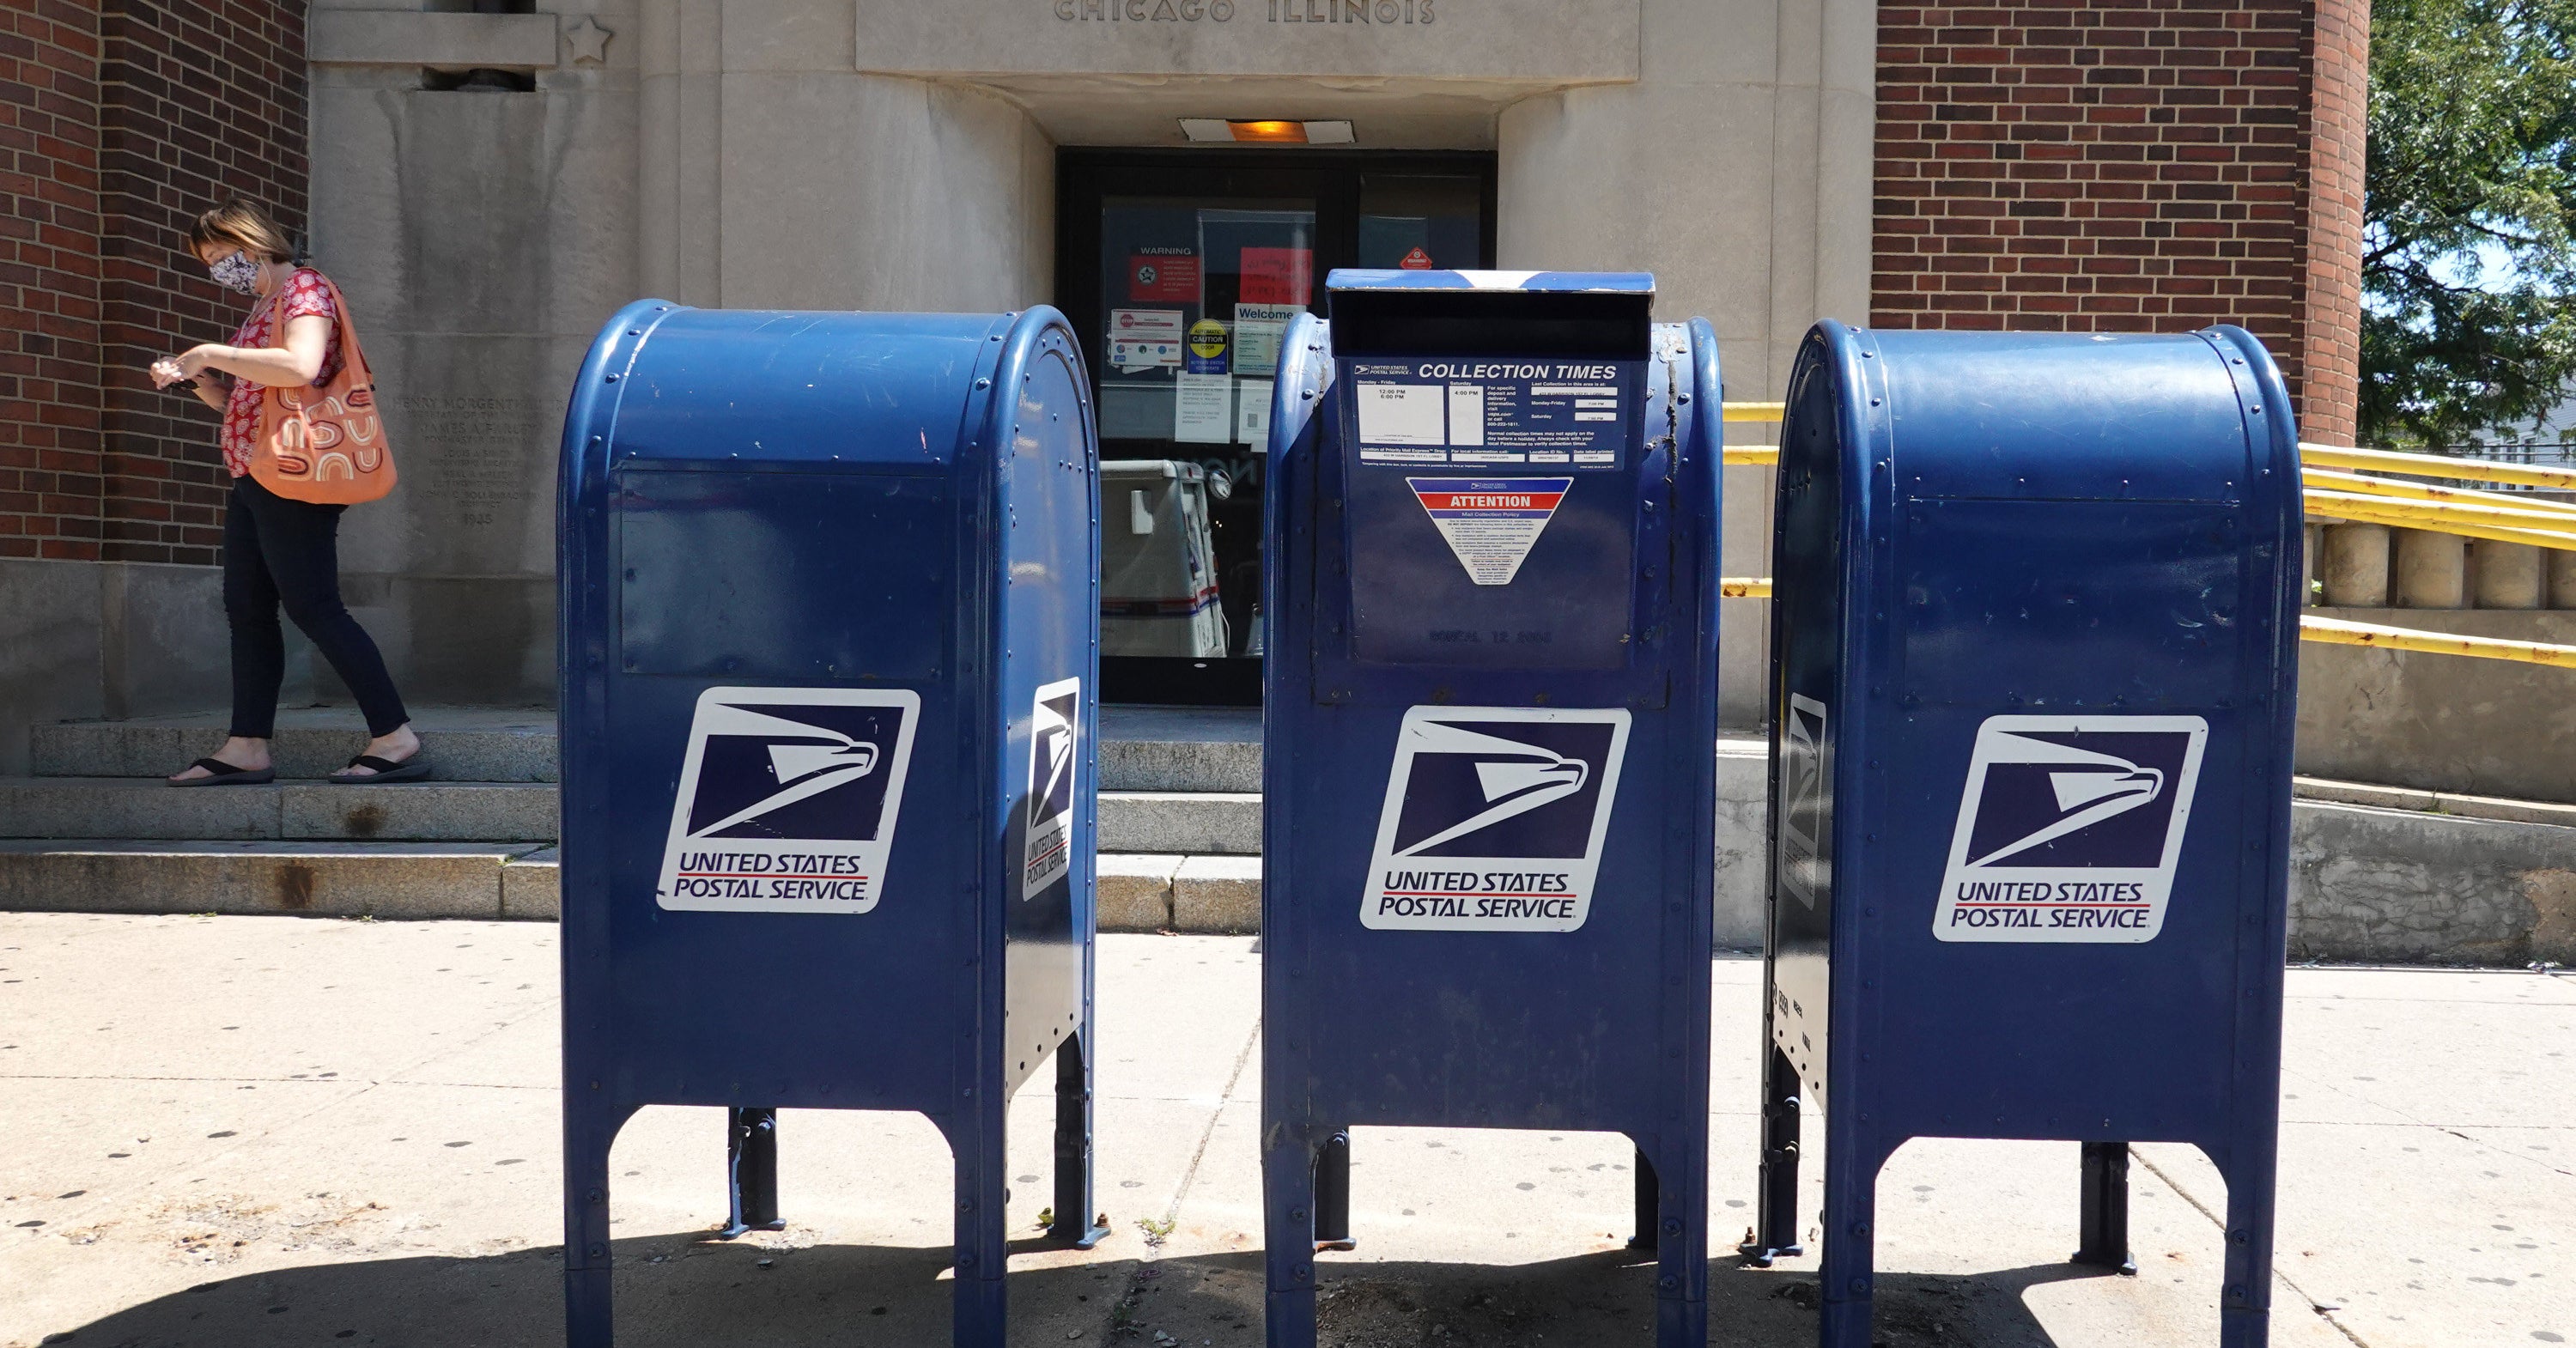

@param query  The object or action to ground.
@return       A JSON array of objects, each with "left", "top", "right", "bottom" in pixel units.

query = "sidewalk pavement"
[{"left": 0, "top": 914, "right": 2567, "bottom": 1348}]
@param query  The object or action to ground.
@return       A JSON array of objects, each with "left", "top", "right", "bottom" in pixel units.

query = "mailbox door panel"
[{"left": 617, "top": 470, "right": 951, "bottom": 682}]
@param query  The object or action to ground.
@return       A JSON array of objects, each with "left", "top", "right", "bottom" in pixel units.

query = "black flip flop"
[
  {"left": 167, "top": 756, "right": 276, "bottom": 788},
  {"left": 330, "top": 754, "right": 431, "bottom": 785}
]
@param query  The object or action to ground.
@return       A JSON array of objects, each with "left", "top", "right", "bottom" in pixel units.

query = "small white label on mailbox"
[
  {"left": 655, "top": 687, "right": 920, "bottom": 914},
  {"left": 1363, "top": 706, "right": 1631, "bottom": 932},
  {"left": 1022, "top": 677, "right": 1080, "bottom": 900},
  {"left": 1933, "top": 714, "right": 2208, "bottom": 944}
]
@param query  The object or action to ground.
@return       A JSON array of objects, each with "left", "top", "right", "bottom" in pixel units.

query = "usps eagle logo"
[
  {"left": 1364, "top": 707, "right": 1631, "bottom": 932},
  {"left": 1933, "top": 715, "right": 2208, "bottom": 944},
  {"left": 654, "top": 688, "right": 920, "bottom": 914},
  {"left": 1021, "top": 677, "right": 1080, "bottom": 899}
]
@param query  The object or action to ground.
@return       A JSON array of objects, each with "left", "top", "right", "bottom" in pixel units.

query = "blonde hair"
[{"left": 187, "top": 199, "right": 295, "bottom": 264}]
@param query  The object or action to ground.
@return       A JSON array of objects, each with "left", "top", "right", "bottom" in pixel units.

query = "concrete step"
[
  {"left": 0, "top": 777, "right": 557, "bottom": 842},
  {"left": 0, "top": 775, "right": 1241, "bottom": 852},
  {"left": 0, "top": 840, "right": 556, "bottom": 920},
  {"left": 29, "top": 702, "right": 1262, "bottom": 792},
  {"left": 32, "top": 707, "right": 557, "bottom": 782}
]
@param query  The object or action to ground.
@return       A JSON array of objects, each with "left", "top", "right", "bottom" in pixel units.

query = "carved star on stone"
[{"left": 563, "top": 15, "right": 613, "bottom": 66}]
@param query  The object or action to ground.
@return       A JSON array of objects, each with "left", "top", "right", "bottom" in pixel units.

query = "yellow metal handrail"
[
  {"left": 2305, "top": 467, "right": 2576, "bottom": 518},
  {"left": 2299, "top": 442, "right": 2576, "bottom": 491},
  {"left": 1721, "top": 576, "right": 2576, "bottom": 668},
  {"left": 2302, "top": 492, "right": 2576, "bottom": 552}
]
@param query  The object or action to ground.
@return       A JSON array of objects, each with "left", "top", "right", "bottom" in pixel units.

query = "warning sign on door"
[{"left": 1407, "top": 477, "right": 1570, "bottom": 586}]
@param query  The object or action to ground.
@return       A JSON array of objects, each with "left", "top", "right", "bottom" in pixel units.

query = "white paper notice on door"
[
  {"left": 1175, "top": 373, "right": 1232, "bottom": 443},
  {"left": 1357, "top": 382, "right": 1446, "bottom": 446},
  {"left": 1237, "top": 378, "right": 1273, "bottom": 446}
]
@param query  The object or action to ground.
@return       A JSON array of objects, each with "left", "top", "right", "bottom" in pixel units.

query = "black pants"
[{"left": 224, "top": 476, "right": 410, "bottom": 740}]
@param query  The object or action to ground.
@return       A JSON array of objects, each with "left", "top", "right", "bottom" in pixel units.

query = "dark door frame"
[{"left": 1055, "top": 148, "right": 1499, "bottom": 706}]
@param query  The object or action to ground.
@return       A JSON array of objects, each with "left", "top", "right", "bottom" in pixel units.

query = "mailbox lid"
[{"left": 598, "top": 308, "right": 1014, "bottom": 470}]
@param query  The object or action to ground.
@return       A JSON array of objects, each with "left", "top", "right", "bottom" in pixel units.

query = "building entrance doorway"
[{"left": 1056, "top": 149, "right": 1497, "bottom": 706}]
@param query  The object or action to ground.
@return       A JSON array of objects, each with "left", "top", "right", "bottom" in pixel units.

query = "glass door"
[{"left": 1058, "top": 151, "right": 1497, "bottom": 705}]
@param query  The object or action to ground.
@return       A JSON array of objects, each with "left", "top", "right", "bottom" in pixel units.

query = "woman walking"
[{"left": 149, "top": 200, "right": 427, "bottom": 786}]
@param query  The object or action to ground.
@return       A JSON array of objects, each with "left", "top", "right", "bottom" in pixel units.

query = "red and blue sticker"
[{"left": 1407, "top": 477, "right": 1571, "bottom": 586}]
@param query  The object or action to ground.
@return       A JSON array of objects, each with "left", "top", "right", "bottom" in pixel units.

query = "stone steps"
[
  {"left": 0, "top": 841, "right": 1253, "bottom": 932},
  {"left": 0, "top": 777, "right": 1255, "bottom": 852},
  {"left": 29, "top": 703, "right": 1262, "bottom": 792}
]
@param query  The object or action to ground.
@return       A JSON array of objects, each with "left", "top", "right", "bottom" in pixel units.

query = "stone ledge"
[
  {"left": 2294, "top": 775, "right": 2576, "bottom": 829},
  {"left": 1173, "top": 854, "right": 1261, "bottom": 934},
  {"left": 309, "top": 11, "right": 560, "bottom": 69},
  {"left": 0, "top": 841, "right": 543, "bottom": 920}
]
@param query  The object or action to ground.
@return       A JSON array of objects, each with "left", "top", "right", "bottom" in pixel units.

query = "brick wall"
[
  {"left": 98, "top": 0, "right": 309, "bottom": 565},
  {"left": 0, "top": 1, "right": 306, "bottom": 568},
  {"left": 1872, "top": 0, "right": 2368, "bottom": 436},
  {"left": 0, "top": 3, "right": 103, "bottom": 562},
  {"left": 2300, "top": 0, "right": 2368, "bottom": 444}
]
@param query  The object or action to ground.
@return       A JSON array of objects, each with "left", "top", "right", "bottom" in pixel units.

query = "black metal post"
[
  {"left": 1312, "top": 1130, "right": 1354, "bottom": 1251},
  {"left": 2074, "top": 1140, "right": 2136, "bottom": 1274},
  {"left": 720, "top": 1107, "right": 782, "bottom": 1238}
]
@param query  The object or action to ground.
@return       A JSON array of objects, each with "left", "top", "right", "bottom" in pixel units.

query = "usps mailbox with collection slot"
[
  {"left": 1260, "top": 270, "right": 1726, "bottom": 1348},
  {"left": 1747, "top": 324, "right": 2302, "bottom": 1346},
  {"left": 556, "top": 302, "right": 1108, "bottom": 1346}
]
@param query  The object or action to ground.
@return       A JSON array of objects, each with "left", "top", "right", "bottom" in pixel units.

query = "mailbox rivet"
[
  {"left": 1658, "top": 1275, "right": 1679, "bottom": 1290},
  {"left": 1850, "top": 1278, "right": 1868, "bottom": 1293},
  {"left": 1851, "top": 1221, "right": 1868, "bottom": 1236},
  {"left": 975, "top": 378, "right": 992, "bottom": 389},
  {"left": 1291, "top": 1207, "right": 1307, "bottom": 1221},
  {"left": 588, "top": 1243, "right": 605, "bottom": 1258},
  {"left": 587, "top": 1188, "right": 604, "bottom": 1203}
]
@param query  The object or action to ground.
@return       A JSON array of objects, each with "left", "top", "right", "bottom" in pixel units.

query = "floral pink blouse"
[{"left": 217, "top": 268, "right": 342, "bottom": 478}]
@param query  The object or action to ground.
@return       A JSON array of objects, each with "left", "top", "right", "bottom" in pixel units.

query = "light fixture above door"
[{"left": 1179, "top": 119, "right": 1356, "bottom": 145}]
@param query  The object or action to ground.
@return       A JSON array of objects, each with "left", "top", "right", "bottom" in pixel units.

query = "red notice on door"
[
  {"left": 1129, "top": 247, "right": 1200, "bottom": 301},
  {"left": 1399, "top": 246, "right": 1435, "bottom": 270},
  {"left": 1240, "top": 247, "right": 1314, "bottom": 305}
]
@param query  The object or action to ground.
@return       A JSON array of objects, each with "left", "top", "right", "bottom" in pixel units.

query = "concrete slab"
[
  {"left": 0, "top": 776, "right": 557, "bottom": 842},
  {"left": 1098, "top": 853, "right": 1176, "bottom": 932},
  {"left": 1098, "top": 705, "right": 1261, "bottom": 793},
  {"left": 3, "top": 918, "right": 2568, "bottom": 1348},
  {"left": 1101, "top": 790, "right": 1260, "bottom": 855},
  {"left": 1172, "top": 854, "right": 1261, "bottom": 934},
  {"left": 501, "top": 847, "right": 560, "bottom": 920},
  {"left": 30, "top": 705, "right": 560, "bottom": 782},
  {"left": 0, "top": 840, "right": 539, "bottom": 920}
]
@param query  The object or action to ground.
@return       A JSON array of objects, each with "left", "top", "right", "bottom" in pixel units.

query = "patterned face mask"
[{"left": 208, "top": 251, "right": 262, "bottom": 295}]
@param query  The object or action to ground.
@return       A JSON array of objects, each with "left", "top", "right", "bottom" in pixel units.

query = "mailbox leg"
[
  {"left": 2073, "top": 1141, "right": 2136, "bottom": 1273},
  {"left": 719, "top": 1107, "right": 784, "bottom": 1239},
  {"left": 1049, "top": 1027, "right": 1112, "bottom": 1248},
  {"left": 1628, "top": 1146, "right": 1658, "bottom": 1249},
  {"left": 1312, "top": 1131, "right": 1355, "bottom": 1251},
  {"left": 950, "top": 1102, "right": 1011, "bottom": 1348},
  {"left": 1741, "top": 1047, "right": 1805, "bottom": 1264},
  {"left": 1816, "top": 1139, "right": 1886, "bottom": 1348},
  {"left": 1262, "top": 1123, "right": 1324, "bottom": 1348},
  {"left": 1643, "top": 1132, "right": 1709, "bottom": 1348},
  {"left": 562, "top": 1105, "right": 629, "bottom": 1348},
  {"left": 2219, "top": 1157, "right": 2276, "bottom": 1348}
]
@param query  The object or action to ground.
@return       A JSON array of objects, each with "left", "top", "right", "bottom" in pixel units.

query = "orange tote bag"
[{"left": 248, "top": 275, "right": 396, "bottom": 505}]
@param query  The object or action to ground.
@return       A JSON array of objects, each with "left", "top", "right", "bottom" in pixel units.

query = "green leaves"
[{"left": 2363, "top": 0, "right": 2576, "bottom": 446}]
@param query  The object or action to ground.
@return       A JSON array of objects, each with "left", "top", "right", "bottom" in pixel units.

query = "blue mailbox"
[
  {"left": 1745, "top": 323, "right": 2301, "bottom": 1347},
  {"left": 556, "top": 301, "right": 1107, "bottom": 1346},
  {"left": 1261, "top": 270, "right": 1724, "bottom": 1347}
]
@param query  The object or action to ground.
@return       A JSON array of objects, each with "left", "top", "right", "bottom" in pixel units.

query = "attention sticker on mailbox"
[
  {"left": 1364, "top": 706, "right": 1631, "bottom": 932},
  {"left": 1933, "top": 714, "right": 2208, "bottom": 943},
  {"left": 1022, "top": 677, "right": 1079, "bottom": 901},
  {"left": 655, "top": 687, "right": 921, "bottom": 914},
  {"left": 1408, "top": 477, "right": 1570, "bottom": 585}
]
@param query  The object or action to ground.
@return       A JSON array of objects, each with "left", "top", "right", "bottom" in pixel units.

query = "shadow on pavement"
[{"left": 52, "top": 1239, "right": 2115, "bottom": 1346}]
